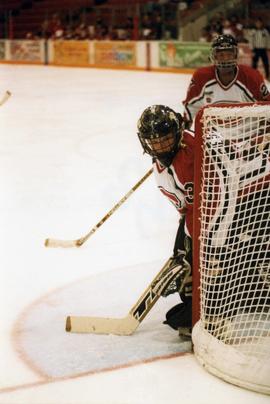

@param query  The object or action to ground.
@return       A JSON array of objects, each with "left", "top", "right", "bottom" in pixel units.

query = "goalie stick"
[
  {"left": 0, "top": 91, "right": 11, "bottom": 106},
  {"left": 66, "top": 255, "right": 191, "bottom": 335},
  {"left": 45, "top": 168, "right": 153, "bottom": 248}
]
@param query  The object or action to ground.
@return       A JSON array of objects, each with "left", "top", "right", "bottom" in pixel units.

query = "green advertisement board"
[{"left": 159, "top": 42, "right": 211, "bottom": 68}]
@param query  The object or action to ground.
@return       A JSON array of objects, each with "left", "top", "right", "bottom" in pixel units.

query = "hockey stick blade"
[
  {"left": 65, "top": 257, "right": 189, "bottom": 335},
  {"left": 66, "top": 314, "right": 139, "bottom": 335},
  {"left": 44, "top": 238, "right": 80, "bottom": 248}
]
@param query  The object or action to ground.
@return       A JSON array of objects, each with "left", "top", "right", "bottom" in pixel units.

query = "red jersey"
[
  {"left": 153, "top": 130, "right": 194, "bottom": 238},
  {"left": 183, "top": 64, "right": 270, "bottom": 124}
]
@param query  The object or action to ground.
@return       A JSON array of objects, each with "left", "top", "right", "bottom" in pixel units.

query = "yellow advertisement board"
[
  {"left": 94, "top": 42, "right": 136, "bottom": 67},
  {"left": 53, "top": 41, "right": 89, "bottom": 66}
]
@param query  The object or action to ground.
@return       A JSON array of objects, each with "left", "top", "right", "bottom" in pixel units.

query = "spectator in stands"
[
  {"left": 198, "top": 27, "right": 212, "bottom": 42},
  {"left": 209, "top": 12, "right": 224, "bottom": 36},
  {"left": 40, "top": 17, "right": 51, "bottom": 39},
  {"left": 110, "top": 26, "right": 119, "bottom": 41},
  {"left": 249, "top": 18, "right": 270, "bottom": 80},
  {"left": 88, "top": 25, "right": 96, "bottom": 40},
  {"left": 140, "top": 13, "right": 155, "bottom": 39},
  {"left": 115, "top": 25, "right": 128, "bottom": 40},
  {"left": 95, "top": 18, "right": 109, "bottom": 40},
  {"left": 124, "top": 17, "right": 134, "bottom": 40},
  {"left": 164, "top": 16, "right": 178, "bottom": 40},
  {"left": 25, "top": 31, "right": 41, "bottom": 40},
  {"left": 201, "top": 13, "right": 249, "bottom": 45},
  {"left": 229, "top": 14, "right": 246, "bottom": 42},
  {"left": 64, "top": 24, "right": 75, "bottom": 40},
  {"left": 74, "top": 14, "right": 89, "bottom": 40},
  {"left": 49, "top": 13, "right": 64, "bottom": 40},
  {"left": 152, "top": 13, "right": 163, "bottom": 40},
  {"left": 222, "top": 19, "right": 235, "bottom": 37}
]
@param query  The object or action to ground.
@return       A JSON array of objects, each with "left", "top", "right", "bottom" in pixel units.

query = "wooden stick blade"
[
  {"left": 66, "top": 314, "right": 139, "bottom": 336},
  {"left": 44, "top": 238, "right": 79, "bottom": 248}
]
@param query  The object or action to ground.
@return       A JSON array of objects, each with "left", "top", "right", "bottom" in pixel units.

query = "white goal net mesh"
[{"left": 192, "top": 103, "right": 270, "bottom": 395}]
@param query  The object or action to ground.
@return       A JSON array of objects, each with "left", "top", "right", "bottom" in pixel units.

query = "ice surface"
[{"left": 0, "top": 64, "right": 269, "bottom": 403}]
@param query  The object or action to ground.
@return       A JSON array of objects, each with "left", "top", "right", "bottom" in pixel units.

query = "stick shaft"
[
  {"left": 77, "top": 168, "right": 153, "bottom": 245},
  {"left": 0, "top": 91, "right": 11, "bottom": 106},
  {"left": 45, "top": 167, "right": 153, "bottom": 247}
]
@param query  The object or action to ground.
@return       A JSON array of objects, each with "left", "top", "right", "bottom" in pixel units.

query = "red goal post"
[{"left": 192, "top": 102, "right": 270, "bottom": 394}]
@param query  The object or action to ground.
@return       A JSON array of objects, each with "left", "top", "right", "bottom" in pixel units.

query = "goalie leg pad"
[{"left": 160, "top": 252, "right": 191, "bottom": 298}]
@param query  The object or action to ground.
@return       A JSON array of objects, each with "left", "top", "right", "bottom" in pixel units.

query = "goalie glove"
[{"left": 156, "top": 250, "right": 191, "bottom": 298}]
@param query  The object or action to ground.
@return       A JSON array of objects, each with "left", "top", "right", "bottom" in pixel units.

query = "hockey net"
[{"left": 192, "top": 102, "right": 270, "bottom": 395}]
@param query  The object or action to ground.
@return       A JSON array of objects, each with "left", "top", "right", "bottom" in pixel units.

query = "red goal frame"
[{"left": 192, "top": 101, "right": 270, "bottom": 327}]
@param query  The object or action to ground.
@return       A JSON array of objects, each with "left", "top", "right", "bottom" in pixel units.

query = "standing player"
[
  {"left": 137, "top": 105, "right": 194, "bottom": 335},
  {"left": 183, "top": 34, "right": 270, "bottom": 129}
]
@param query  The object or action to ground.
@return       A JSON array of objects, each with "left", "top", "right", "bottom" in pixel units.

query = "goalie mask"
[
  {"left": 137, "top": 105, "right": 184, "bottom": 167},
  {"left": 210, "top": 34, "right": 238, "bottom": 69}
]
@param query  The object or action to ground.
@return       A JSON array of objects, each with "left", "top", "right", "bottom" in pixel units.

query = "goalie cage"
[{"left": 192, "top": 102, "right": 270, "bottom": 395}]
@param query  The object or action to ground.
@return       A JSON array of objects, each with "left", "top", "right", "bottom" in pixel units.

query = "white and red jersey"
[
  {"left": 183, "top": 64, "right": 270, "bottom": 124},
  {"left": 153, "top": 130, "right": 194, "bottom": 238}
]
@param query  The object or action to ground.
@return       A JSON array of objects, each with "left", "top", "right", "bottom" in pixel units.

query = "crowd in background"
[
  {"left": 21, "top": 0, "right": 270, "bottom": 45},
  {"left": 27, "top": 2, "right": 182, "bottom": 41},
  {"left": 199, "top": 12, "right": 247, "bottom": 44},
  {"left": 25, "top": 11, "right": 269, "bottom": 44},
  {"left": 24, "top": 13, "right": 269, "bottom": 46}
]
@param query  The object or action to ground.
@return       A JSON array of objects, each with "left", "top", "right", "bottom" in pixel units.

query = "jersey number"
[
  {"left": 260, "top": 83, "right": 270, "bottom": 98},
  {"left": 184, "top": 182, "right": 194, "bottom": 204}
]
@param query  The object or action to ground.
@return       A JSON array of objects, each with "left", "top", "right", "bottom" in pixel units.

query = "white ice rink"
[{"left": 0, "top": 64, "right": 269, "bottom": 403}]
